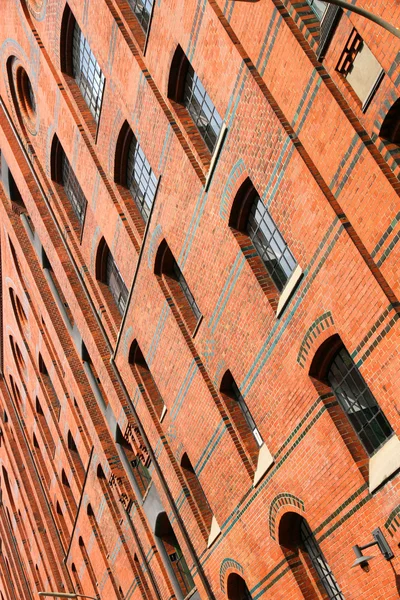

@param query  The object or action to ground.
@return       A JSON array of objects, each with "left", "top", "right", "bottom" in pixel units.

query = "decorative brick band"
[
  {"left": 219, "top": 558, "right": 244, "bottom": 592},
  {"left": 297, "top": 311, "right": 334, "bottom": 368},
  {"left": 385, "top": 505, "right": 400, "bottom": 537},
  {"left": 269, "top": 493, "right": 305, "bottom": 541}
]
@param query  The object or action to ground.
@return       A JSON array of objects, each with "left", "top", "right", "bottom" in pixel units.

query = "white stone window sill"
[
  {"left": 205, "top": 124, "right": 228, "bottom": 191},
  {"left": 160, "top": 405, "right": 168, "bottom": 422},
  {"left": 207, "top": 515, "right": 221, "bottom": 548},
  {"left": 369, "top": 435, "right": 400, "bottom": 493},
  {"left": 253, "top": 443, "right": 274, "bottom": 487},
  {"left": 276, "top": 265, "right": 303, "bottom": 318}
]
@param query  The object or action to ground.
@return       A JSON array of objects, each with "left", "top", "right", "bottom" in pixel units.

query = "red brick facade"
[{"left": 0, "top": 0, "right": 400, "bottom": 599}]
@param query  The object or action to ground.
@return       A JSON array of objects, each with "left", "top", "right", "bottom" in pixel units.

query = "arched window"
[
  {"left": 168, "top": 46, "right": 223, "bottom": 155},
  {"left": 9, "top": 337, "right": 26, "bottom": 380},
  {"left": 155, "top": 512, "right": 194, "bottom": 597},
  {"left": 129, "top": 341, "right": 166, "bottom": 420},
  {"left": 96, "top": 237, "right": 128, "bottom": 315},
  {"left": 227, "top": 573, "right": 252, "bottom": 600},
  {"left": 51, "top": 135, "right": 87, "bottom": 225},
  {"left": 9, "top": 288, "right": 27, "bottom": 326},
  {"left": 181, "top": 452, "right": 213, "bottom": 538},
  {"left": 115, "top": 122, "right": 157, "bottom": 223},
  {"left": 222, "top": 371, "right": 263, "bottom": 448},
  {"left": 38, "top": 352, "right": 61, "bottom": 419},
  {"left": 61, "top": 5, "right": 105, "bottom": 124},
  {"left": 155, "top": 240, "right": 201, "bottom": 333},
  {"left": 326, "top": 346, "right": 393, "bottom": 456},
  {"left": 380, "top": 98, "right": 400, "bottom": 144},
  {"left": 67, "top": 430, "right": 85, "bottom": 482},
  {"left": 279, "top": 512, "right": 344, "bottom": 599},
  {"left": 229, "top": 178, "right": 297, "bottom": 294},
  {"left": 128, "top": 0, "right": 154, "bottom": 34},
  {"left": 0, "top": 152, "right": 26, "bottom": 213}
]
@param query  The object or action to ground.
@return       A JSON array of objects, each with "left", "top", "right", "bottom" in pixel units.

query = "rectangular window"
[
  {"left": 336, "top": 29, "right": 384, "bottom": 111},
  {"left": 72, "top": 24, "right": 105, "bottom": 123}
]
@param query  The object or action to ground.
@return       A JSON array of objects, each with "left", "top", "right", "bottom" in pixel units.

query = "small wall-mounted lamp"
[{"left": 351, "top": 527, "right": 394, "bottom": 568}]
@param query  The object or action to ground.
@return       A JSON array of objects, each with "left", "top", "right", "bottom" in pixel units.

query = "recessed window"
[
  {"left": 128, "top": 0, "right": 154, "bottom": 34},
  {"left": 247, "top": 195, "right": 297, "bottom": 292},
  {"left": 300, "top": 519, "right": 344, "bottom": 599},
  {"left": 106, "top": 252, "right": 128, "bottom": 315},
  {"left": 129, "top": 341, "right": 166, "bottom": 421},
  {"left": 231, "top": 379, "right": 263, "bottom": 448},
  {"left": 230, "top": 179, "right": 298, "bottom": 302},
  {"left": 155, "top": 240, "right": 201, "bottom": 334},
  {"left": 279, "top": 512, "right": 344, "bottom": 600},
  {"left": 62, "top": 153, "right": 87, "bottom": 225},
  {"left": 96, "top": 238, "right": 128, "bottom": 316},
  {"left": 327, "top": 347, "right": 393, "bottom": 456},
  {"left": 51, "top": 136, "right": 87, "bottom": 226},
  {"left": 168, "top": 46, "right": 223, "bottom": 156},
  {"left": 127, "top": 135, "right": 157, "bottom": 222},
  {"left": 130, "top": 456, "right": 152, "bottom": 496},
  {"left": 183, "top": 64, "right": 223, "bottom": 153},
  {"left": 336, "top": 29, "right": 384, "bottom": 111},
  {"left": 172, "top": 259, "right": 201, "bottom": 323},
  {"left": 71, "top": 21, "right": 105, "bottom": 123},
  {"left": 16, "top": 67, "right": 36, "bottom": 120}
]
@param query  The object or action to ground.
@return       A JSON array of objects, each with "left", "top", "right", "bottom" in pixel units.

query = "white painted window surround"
[
  {"left": 276, "top": 264, "right": 303, "bottom": 317},
  {"left": 207, "top": 516, "right": 221, "bottom": 548},
  {"left": 369, "top": 435, "right": 400, "bottom": 493},
  {"left": 253, "top": 443, "right": 274, "bottom": 487}
]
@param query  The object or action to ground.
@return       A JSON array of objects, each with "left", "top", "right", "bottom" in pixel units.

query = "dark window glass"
[
  {"left": 328, "top": 348, "right": 393, "bottom": 455},
  {"left": 231, "top": 380, "right": 263, "bottom": 447},
  {"left": 300, "top": 520, "right": 344, "bottom": 599},
  {"left": 183, "top": 64, "right": 223, "bottom": 153},
  {"left": 72, "top": 23, "right": 105, "bottom": 123},
  {"left": 128, "top": 0, "right": 154, "bottom": 33},
  {"left": 247, "top": 196, "right": 297, "bottom": 292},
  {"left": 61, "top": 153, "right": 87, "bottom": 225},
  {"left": 106, "top": 252, "right": 129, "bottom": 315},
  {"left": 307, "top": 0, "right": 327, "bottom": 20},
  {"left": 172, "top": 261, "right": 201, "bottom": 322},
  {"left": 127, "top": 137, "right": 157, "bottom": 222},
  {"left": 131, "top": 457, "right": 152, "bottom": 495},
  {"left": 26, "top": 77, "right": 36, "bottom": 114}
]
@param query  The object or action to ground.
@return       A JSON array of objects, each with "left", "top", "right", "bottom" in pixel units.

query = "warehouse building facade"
[{"left": 0, "top": 0, "right": 400, "bottom": 599}]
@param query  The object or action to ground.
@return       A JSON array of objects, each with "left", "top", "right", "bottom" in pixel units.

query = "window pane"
[
  {"left": 247, "top": 196, "right": 297, "bottom": 292},
  {"left": 301, "top": 520, "right": 344, "bottom": 600},
  {"left": 307, "top": 0, "right": 327, "bottom": 20},
  {"left": 127, "top": 0, "right": 154, "bottom": 33},
  {"left": 183, "top": 64, "right": 223, "bottom": 153},
  {"left": 328, "top": 347, "right": 393, "bottom": 455},
  {"left": 61, "top": 153, "right": 87, "bottom": 225},
  {"left": 106, "top": 252, "right": 129, "bottom": 315},
  {"left": 172, "top": 261, "right": 201, "bottom": 322},
  {"left": 231, "top": 380, "right": 263, "bottom": 447},
  {"left": 72, "top": 23, "right": 105, "bottom": 123},
  {"left": 127, "top": 137, "right": 157, "bottom": 222}
]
